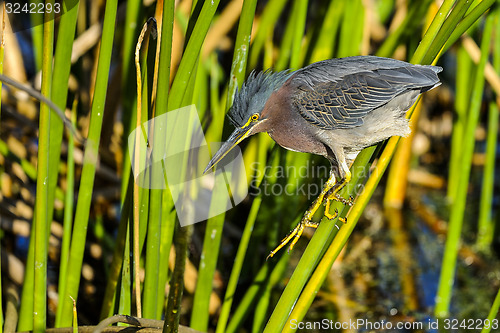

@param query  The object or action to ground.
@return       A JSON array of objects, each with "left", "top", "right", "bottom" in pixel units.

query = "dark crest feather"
[{"left": 228, "top": 70, "right": 293, "bottom": 127}]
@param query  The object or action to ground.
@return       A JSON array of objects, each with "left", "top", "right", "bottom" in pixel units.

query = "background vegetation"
[{"left": 0, "top": 0, "right": 499, "bottom": 332}]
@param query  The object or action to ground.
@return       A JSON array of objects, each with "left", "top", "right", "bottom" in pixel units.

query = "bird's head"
[{"left": 204, "top": 70, "right": 293, "bottom": 173}]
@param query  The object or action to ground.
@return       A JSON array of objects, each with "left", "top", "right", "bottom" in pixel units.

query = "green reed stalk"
[
  {"left": 274, "top": 5, "right": 296, "bottom": 70},
  {"left": 448, "top": 45, "right": 471, "bottom": 201},
  {"left": 290, "top": 0, "right": 308, "bottom": 68},
  {"left": 156, "top": 190, "right": 176, "bottom": 317},
  {"left": 57, "top": 102, "right": 76, "bottom": 328},
  {"left": 435, "top": 13, "right": 494, "bottom": 318},
  {"left": 168, "top": 0, "right": 220, "bottom": 111},
  {"left": 215, "top": 136, "right": 269, "bottom": 333},
  {"left": 48, "top": 1, "right": 80, "bottom": 326},
  {"left": 120, "top": 0, "right": 142, "bottom": 202},
  {"left": 477, "top": 8, "right": 500, "bottom": 252},
  {"left": 376, "top": 0, "right": 433, "bottom": 58},
  {"left": 248, "top": 0, "right": 288, "bottom": 68},
  {"left": 310, "top": 0, "right": 343, "bottom": 62},
  {"left": 57, "top": 0, "right": 118, "bottom": 325},
  {"left": 422, "top": 0, "right": 473, "bottom": 64},
  {"left": 143, "top": 0, "right": 175, "bottom": 320},
  {"left": 338, "top": 0, "right": 364, "bottom": 57},
  {"left": 33, "top": 4, "right": 54, "bottom": 331},
  {"left": 477, "top": 100, "right": 498, "bottom": 251},
  {"left": 441, "top": 0, "right": 497, "bottom": 56},
  {"left": 30, "top": 0, "right": 43, "bottom": 71},
  {"left": 226, "top": 253, "right": 289, "bottom": 333},
  {"left": 191, "top": 74, "right": 223, "bottom": 333},
  {"left": 283, "top": 156, "right": 382, "bottom": 331},
  {"left": 99, "top": 174, "right": 134, "bottom": 319},
  {"left": 120, "top": 224, "right": 132, "bottom": 317},
  {"left": 155, "top": 0, "right": 176, "bottom": 320},
  {"left": 411, "top": 0, "right": 455, "bottom": 62},
  {"left": 20, "top": 2, "right": 79, "bottom": 325},
  {"left": 481, "top": 287, "right": 500, "bottom": 333},
  {"left": 47, "top": 0, "right": 79, "bottom": 230}
]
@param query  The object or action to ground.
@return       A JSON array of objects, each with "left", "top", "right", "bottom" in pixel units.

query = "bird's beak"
[{"left": 204, "top": 125, "right": 254, "bottom": 174}]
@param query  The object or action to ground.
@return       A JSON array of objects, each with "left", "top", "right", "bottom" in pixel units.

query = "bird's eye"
[{"left": 251, "top": 113, "right": 259, "bottom": 121}]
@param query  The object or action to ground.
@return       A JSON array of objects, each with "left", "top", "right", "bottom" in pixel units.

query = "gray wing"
[{"left": 291, "top": 61, "right": 441, "bottom": 130}]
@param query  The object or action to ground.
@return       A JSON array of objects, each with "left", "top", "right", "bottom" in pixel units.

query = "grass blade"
[
  {"left": 411, "top": 0, "right": 455, "bottom": 62},
  {"left": 477, "top": 8, "right": 500, "bottom": 251},
  {"left": 248, "top": 0, "right": 288, "bottom": 68},
  {"left": 481, "top": 287, "right": 500, "bottom": 333},
  {"left": 421, "top": 0, "right": 473, "bottom": 64},
  {"left": 33, "top": 3, "right": 54, "bottom": 331},
  {"left": 440, "top": 0, "right": 496, "bottom": 57},
  {"left": 57, "top": 101, "right": 77, "bottom": 327},
  {"left": 57, "top": 0, "right": 118, "bottom": 325},
  {"left": 168, "top": 0, "right": 220, "bottom": 111},
  {"left": 215, "top": 137, "right": 267, "bottom": 333},
  {"left": 435, "top": 12, "right": 494, "bottom": 318},
  {"left": 338, "top": 0, "right": 364, "bottom": 57},
  {"left": 448, "top": 45, "right": 471, "bottom": 201},
  {"left": 289, "top": 0, "right": 308, "bottom": 68},
  {"left": 154, "top": 0, "right": 176, "bottom": 319}
]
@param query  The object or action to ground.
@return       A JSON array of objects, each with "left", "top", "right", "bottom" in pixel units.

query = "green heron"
[{"left": 205, "top": 56, "right": 442, "bottom": 257}]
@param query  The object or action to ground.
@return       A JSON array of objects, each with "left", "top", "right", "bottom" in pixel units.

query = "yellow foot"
[
  {"left": 267, "top": 219, "right": 319, "bottom": 259},
  {"left": 323, "top": 174, "right": 353, "bottom": 224},
  {"left": 324, "top": 198, "right": 349, "bottom": 222},
  {"left": 267, "top": 170, "right": 353, "bottom": 259},
  {"left": 325, "top": 192, "right": 354, "bottom": 206},
  {"left": 324, "top": 205, "right": 338, "bottom": 220},
  {"left": 324, "top": 171, "right": 354, "bottom": 206}
]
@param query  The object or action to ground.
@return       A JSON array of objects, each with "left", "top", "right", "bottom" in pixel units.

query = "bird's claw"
[
  {"left": 324, "top": 207, "right": 338, "bottom": 220},
  {"left": 267, "top": 218, "right": 319, "bottom": 260},
  {"left": 337, "top": 194, "right": 353, "bottom": 206},
  {"left": 325, "top": 189, "right": 353, "bottom": 206}
]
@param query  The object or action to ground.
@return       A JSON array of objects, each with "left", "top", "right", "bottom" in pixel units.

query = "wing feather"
[{"left": 292, "top": 63, "right": 441, "bottom": 130}]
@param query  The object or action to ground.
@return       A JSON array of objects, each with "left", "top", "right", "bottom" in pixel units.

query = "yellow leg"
[
  {"left": 324, "top": 199, "right": 338, "bottom": 220},
  {"left": 267, "top": 169, "right": 358, "bottom": 259},
  {"left": 325, "top": 170, "right": 354, "bottom": 206},
  {"left": 323, "top": 170, "right": 352, "bottom": 223},
  {"left": 267, "top": 171, "right": 338, "bottom": 259},
  {"left": 324, "top": 197, "right": 348, "bottom": 223},
  {"left": 266, "top": 220, "right": 319, "bottom": 260}
]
